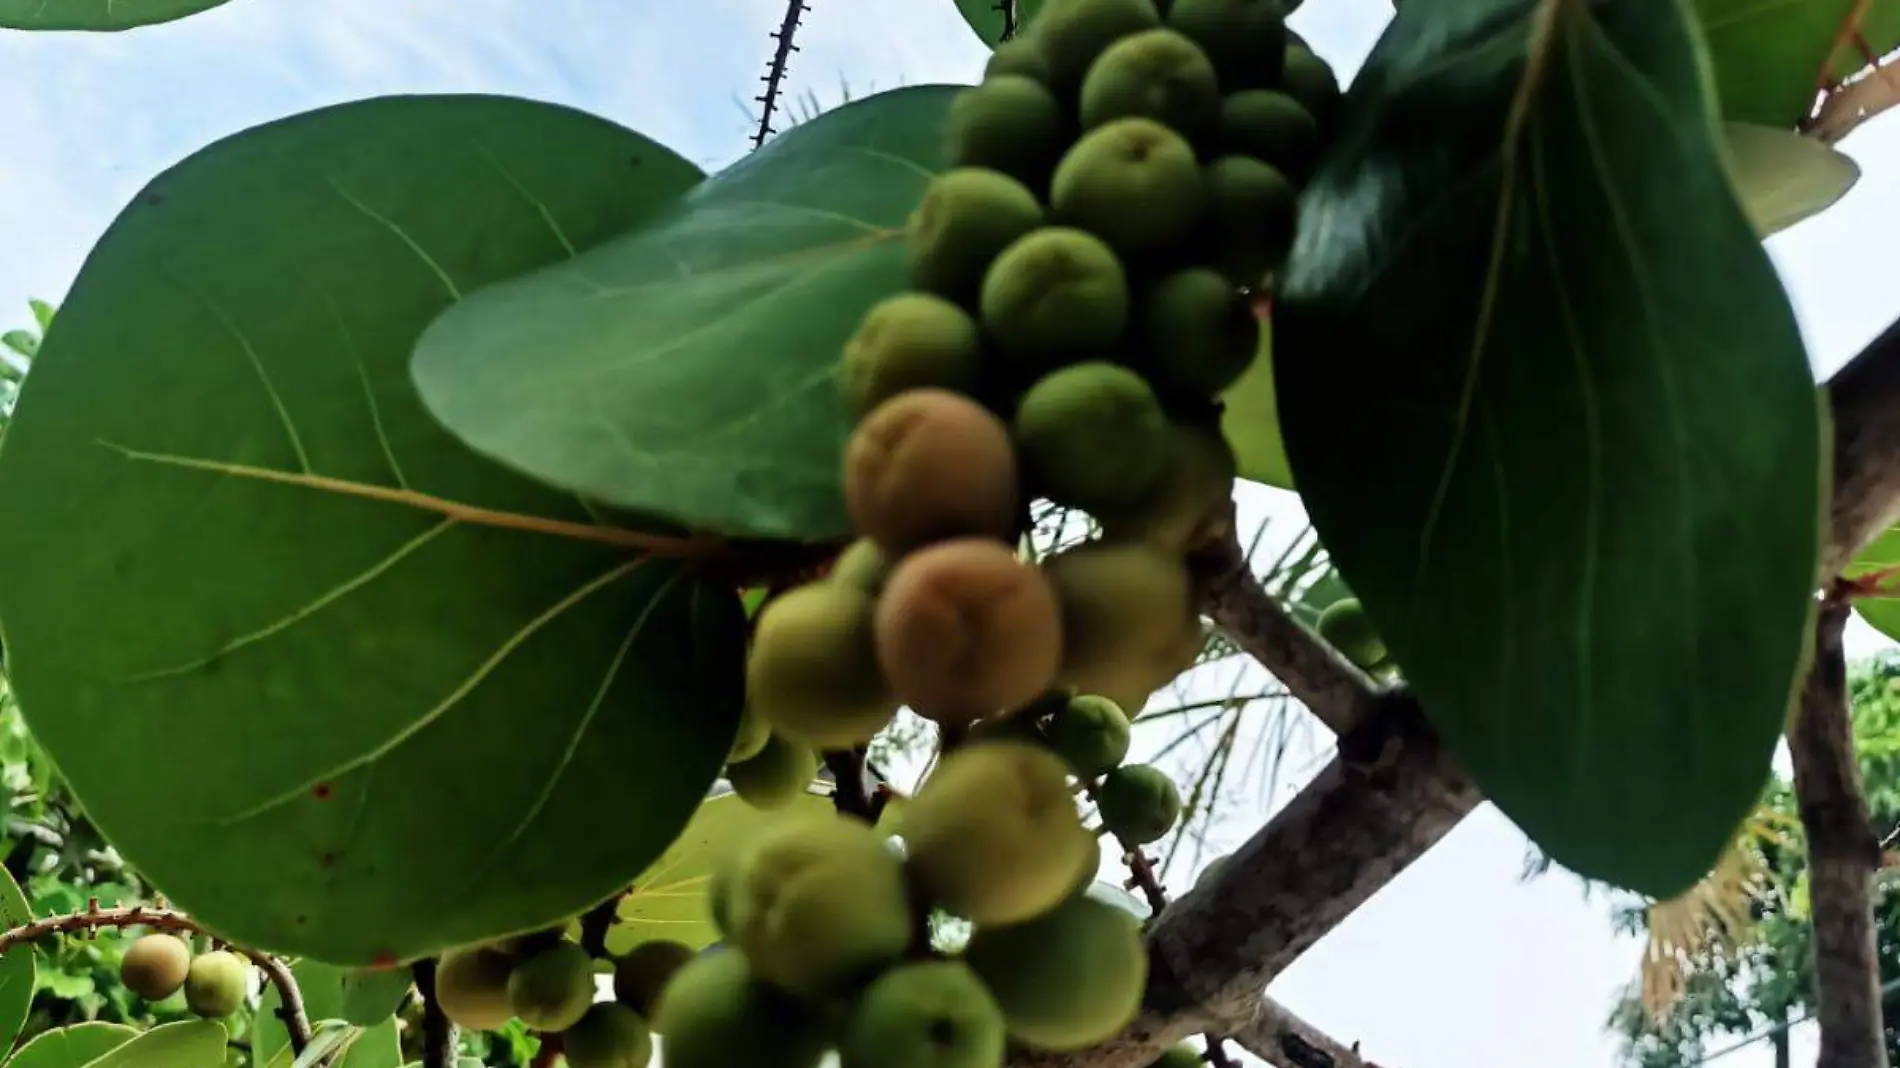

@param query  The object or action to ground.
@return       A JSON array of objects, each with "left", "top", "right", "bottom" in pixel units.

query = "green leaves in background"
[
  {"left": 604, "top": 788, "right": 832, "bottom": 956},
  {"left": 0, "top": 95, "right": 746, "bottom": 964},
  {"left": 412, "top": 85, "right": 960, "bottom": 541},
  {"left": 1722, "top": 122, "right": 1860, "bottom": 236},
  {"left": 1845, "top": 527, "right": 1900, "bottom": 642},
  {"left": 339, "top": 968, "right": 412, "bottom": 1026},
  {"left": 0, "top": 0, "right": 234, "bottom": 30},
  {"left": 955, "top": 0, "right": 1043, "bottom": 47},
  {"left": 3, "top": 1022, "right": 136, "bottom": 1068},
  {"left": 0, "top": 863, "right": 34, "bottom": 1056},
  {"left": 1272, "top": 0, "right": 1822, "bottom": 897},
  {"left": 76, "top": 1020, "right": 224, "bottom": 1068}
]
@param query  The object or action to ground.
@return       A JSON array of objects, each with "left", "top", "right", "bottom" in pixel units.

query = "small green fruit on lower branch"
[
  {"left": 1218, "top": 90, "right": 1319, "bottom": 181},
  {"left": 1201, "top": 155, "right": 1297, "bottom": 288},
  {"left": 1139, "top": 267, "right": 1258, "bottom": 397},
  {"left": 746, "top": 582, "right": 898, "bottom": 748},
  {"left": 1097, "top": 763, "right": 1183, "bottom": 844},
  {"left": 1037, "top": 0, "right": 1165, "bottom": 92},
  {"left": 980, "top": 228, "right": 1130, "bottom": 370},
  {"left": 949, "top": 75, "right": 1069, "bottom": 188},
  {"left": 563, "top": 1002, "right": 654, "bottom": 1068},
  {"left": 1315, "top": 597, "right": 1386, "bottom": 671},
  {"left": 435, "top": 947, "right": 519, "bottom": 1031},
  {"left": 1164, "top": 0, "right": 1286, "bottom": 90},
  {"left": 119, "top": 933, "right": 191, "bottom": 1001},
  {"left": 900, "top": 741, "right": 1096, "bottom": 925},
  {"left": 727, "top": 732, "right": 820, "bottom": 811},
  {"left": 1281, "top": 43, "right": 1341, "bottom": 128},
  {"left": 845, "top": 389, "right": 1022, "bottom": 554},
  {"left": 839, "top": 961, "right": 1007, "bottom": 1068},
  {"left": 908, "top": 168, "right": 1046, "bottom": 300},
  {"left": 1014, "top": 362, "right": 1169, "bottom": 514},
  {"left": 875, "top": 538, "right": 1064, "bottom": 725},
  {"left": 182, "top": 951, "right": 248, "bottom": 1018},
  {"left": 613, "top": 939, "right": 697, "bottom": 1022},
  {"left": 986, "top": 36, "right": 1053, "bottom": 83},
  {"left": 652, "top": 949, "right": 829, "bottom": 1068},
  {"left": 726, "top": 816, "right": 912, "bottom": 998},
  {"left": 1149, "top": 1041, "right": 1206, "bottom": 1068},
  {"left": 842, "top": 293, "right": 985, "bottom": 419},
  {"left": 1051, "top": 118, "right": 1204, "bottom": 254},
  {"left": 1078, "top": 29, "right": 1220, "bottom": 140},
  {"left": 1044, "top": 542, "right": 1194, "bottom": 696},
  {"left": 1046, "top": 695, "right": 1132, "bottom": 778},
  {"left": 507, "top": 942, "right": 597, "bottom": 1032},
  {"left": 1095, "top": 419, "right": 1238, "bottom": 553},
  {"left": 963, "top": 893, "right": 1147, "bottom": 1050}
]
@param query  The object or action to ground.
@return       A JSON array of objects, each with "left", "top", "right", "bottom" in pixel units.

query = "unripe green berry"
[{"left": 183, "top": 951, "right": 248, "bottom": 1018}]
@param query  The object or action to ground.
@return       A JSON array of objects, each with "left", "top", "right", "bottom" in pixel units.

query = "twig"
[
  {"left": 1000, "top": 0, "right": 1019, "bottom": 41},
  {"left": 1823, "top": 315, "right": 1900, "bottom": 576},
  {"left": 0, "top": 903, "right": 312, "bottom": 1053},
  {"left": 753, "top": 0, "right": 811, "bottom": 150},
  {"left": 413, "top": 958, "right": 459, "bottom": 1068},
  {"left": 1233, "top": 996, "right": 1389, "bottom": 1068},
  {"left": 1787, "top": 596, "right": 1888, "bottom": 1068},
  {"left": 824, "top": 748, "right": 881, "bottom": 823},
  {"left": 578, "top": 894, "right": 624, "bottom": 959}
]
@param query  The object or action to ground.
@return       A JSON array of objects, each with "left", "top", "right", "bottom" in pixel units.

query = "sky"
[{"left": 2, "top": 1, "right": 1897, "bottom": 1066}]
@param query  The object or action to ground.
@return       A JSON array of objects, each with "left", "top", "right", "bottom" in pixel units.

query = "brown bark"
[
  {"left": 1234, "top": 996, "right": 1390, "bottom": 1068},
  {"left": 1788, "top": 598, "right": 1889, "bottom": 1068},
  {"left": 1824, "top": 317, "right": 1900, "bottom": 578}
]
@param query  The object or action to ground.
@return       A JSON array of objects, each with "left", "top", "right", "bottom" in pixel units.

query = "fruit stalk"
[
  {"left": 0, "top": 902, "right": 312, "bottom": 1053},
  {"left": 414, "top": 957, "right": 462, "bottom": 1068}
]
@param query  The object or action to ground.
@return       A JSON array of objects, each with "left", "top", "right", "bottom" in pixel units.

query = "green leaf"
[
  {"left": 27, "top": 302, "right": 52, "bottom": 334},
  {"left": 333, "top": 1019, "right": 401, "bottom": 1068},
  {"left": 1691, "top": 0, "right": 1854, "bottom": 127},
  {"left": 1721, "top": 123, "right": 1859, "bottom": 236},
  {"left": 1222, "top": 314, "right": 1293, "bottom": 490},
  {"left": 1828, "top": 8, "right": 1900, "bottom": 81},
  {"left": 256, "top": 962, "right": 346, "bottom": 1068},
  {"left": 412, "top": 85, "right": 960, "bottom": 541},
  {"left": 76, "top": 1020, "right": 225, "bottom": 1068},
  {"left": 0, "top": 0, "right": 232, "bottom": 30},
  {"left": 1, "top": 332, "right": 36, "bottom": 360},
  {"left": 3, "top": 1022, "right": 136, "bottom": 1068},
  {"left": 954, "top": 0, "right": 1043, "bottom": 47},
  {"left": 0, "top": 863, "right": 33, "bottom": 1056},
  {"left": 0, "top": 94, "right": 745, "bottom": 964},
  {"left": 339, "top": 968, "right": 412, "bottom": 1026},
  {"left": 604, "top": 787, "right": 832, "bottom": 957},
  {"left": 1845, "top": 526, "right": 1900, "bottom": 642},
  {"left": 1271, "top": 0, "right": 1823, "bottom": 897}
]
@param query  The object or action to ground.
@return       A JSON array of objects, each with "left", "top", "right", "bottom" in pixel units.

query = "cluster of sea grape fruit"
[
  {"left": 654, "top": 739, "right": 1155, "bottom": 1068},
  {"left": 1315, "top": 596, "right": 1399, "bottom": 680},
  {"left": 434, "top": 927, "right": 697, "bottom": 1068},
  {"left": 119, "top": 933, "right": 250, "bottom": 1019},
  {"left": 1002, "top": 692, "right": 1183, "bottom": 846}
]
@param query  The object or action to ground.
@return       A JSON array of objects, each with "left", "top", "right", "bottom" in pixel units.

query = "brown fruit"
[
  {"left": 874, "top": 539, "right": 1063, "bottom": 725},
  {"left": 1043, "top": 542, "right": 1195, "bottom": 696},
  {"left": 435, "top": 947, "right": 519, "bottom": 1031},
  {"left": 119, "top": 933, "right": 191, "bottom": 1001},
  {"left": 844, "top": 389, "right": 1021, "bottom": 553}
]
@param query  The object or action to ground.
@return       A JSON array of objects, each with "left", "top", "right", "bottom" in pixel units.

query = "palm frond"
[{"left": 1636, "top": 807, "right": 1790, "bottom": 1021}]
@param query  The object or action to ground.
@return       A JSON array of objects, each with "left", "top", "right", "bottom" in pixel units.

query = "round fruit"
[
  {"left": 842, "top": 293, "right": 985, "bottom": 419},
  {"left": 949, "top": 75, "right": 1069, "bottom": 187},
  {"left": 1165, "top": 0, "right": 1286, "bottom": 89},
  {"left": 507, "top": 942, "right": 597, "bottom": 1032},
  {"left": 1282, "top": 43, "right": 1340, "bottom": 127},
  {"left": 652, "top": 949, "right": 830, "bottom": 1068},
  {"left": 1014, "top": 362, "right": 1169, "bottom": 514},
  {"left": 1046, "top": 694, "right": 1132, "bottom": 778},
  {"left": 1149, "top": 1041, "right": 1206, "bottom": 1068},
  {"left": 1095, "top": 418, "right": 1238, "bottom": 552},
  {"left": 564, "top": 1002, "right": 653, "bottom": 1068},
  {"left": 119, "top": 933, "right": 191, "bottom": 1001},
  {"left": 1078, "top": 29, "right": 1220, "bottom": 138},
  {"left": 1097, "top": 763, "right": 1182, "bottom": 844},
  {"left": 1050, "top": 118, "right": 1204, "bottom": 253},
  {"left": 1316, "top": 597, "right": 1386, "bottom": 670},
  {"left": 724, "top": 816, "right": 912, "bottom": 998},
  {"left": 613, "top": 939, "right": 697, "bottom": 1022},
  {"left": 728, "top": 702, "right": 772, "bottom": 765},
  {"left": 1219, "top": 90, "right": 1319, "bottom": 180},
  {"left": 875, "top": 539, "right": 1063, "bottom": 724},
  {"left": 1139, "top": 267, "right": 1257, "bottom": 396},
  {"left": 963, "top": 892, "right": 1148, "bottom": 1050},
  {"left": 986, "top": 36, "right": 1053, "bottom": 82},
  {"left": 844, "top": 389, "right": 1021, "bottom": 553},
  {"left": 183, "top": 951, "right": 248, "bottom": 1018},
  {"left": 727, "top": 733, "right": 819, "bottom": 810},
  {"left": 435, "top": 947, "right": 518, "bottom": 1031},
  {"left": 746, "top": 582, "right": 898, "bottom": 747},
  {"left": 1202, "top": 155, "right": 1297, "bottom": 287},
  {"left": 838, "top": 961, "right": 1007, "bottom": 1068},
  {"left": 907, "top": 168, "right": 1046, "bottom": 299},
  {"left": 979, "top": 227, "right": 1130, "bottom": 369},
  {"left": 1194, "top": 853, "right": 1231, "bottom": 891},
  {"left": 1043, "top": 542, "right": 1195, "bottom": 696},
  {"left": 1037, "top": 0, "right": 1165, "bottom": 92},
  {"left": 829, "top": 537, "right": 894, "bottom": 595},
  {"left": 899, "top": 740, "right": 1095, "bottom": 925}
]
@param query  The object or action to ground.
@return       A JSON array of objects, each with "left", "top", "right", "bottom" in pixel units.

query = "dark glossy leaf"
[
  {"left": 0, "top": 95, "right": 744, "bottom": 964},
  {"left": 3, "top": 1021, "right": 135, "bottom": 1068},
  {"left": 1691, "top": 0, "right": 1853, "bottom": 127},
  {"left": 0, "top": 0, "right": 232, "bottom": 29},
  {"left": 412, "top": 86, "right": 959, "bottom": 541},
  {"left": 1273, "top": 0, "right": 1823, "bottom": 896},
  {"left": 955, "top": 0, "right": 1043, "bottom": 47}
]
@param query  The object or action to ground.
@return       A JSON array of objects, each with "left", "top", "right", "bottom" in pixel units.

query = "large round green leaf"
[
  {"left": 1273, "top": 0, "right": 1822, "bottom": 897},
  {"left": 1722, "top": 123, "right": 1859, "bottom": 236},
  {"left": 412, "top": 85, "right": 960, "bottom": 541},
  {"left": 340, "top": 968, "right": 413, "bottom": 1026},
  {"left": 0, "top": 0, "right": 233, "bottom": 29},
  {"left": 75, "top": 1021, "right": 225, "bottom": 1068},
  {"left": 0, "top": 864, "right": 33, "bottom": 1056},
  {"left": 3, "top": 1022, "right": 136, "bottom": 1068},
  {"left": 0, "top": 95, "right": 745, "bottom": 964},
  {"left": 955, "top": 0, "right": 1043, "bottom": 47}
]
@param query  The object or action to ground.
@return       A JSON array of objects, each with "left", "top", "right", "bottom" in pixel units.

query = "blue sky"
[{"left": 2, "top": 1, "right": 1897, "bottom": 1066}]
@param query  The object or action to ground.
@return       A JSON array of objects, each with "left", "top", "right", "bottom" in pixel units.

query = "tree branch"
[
  {"left": 1788, "top": 596, "right": 1888, "bottom": 1068},
  {"left": 752, "top": 0, "right": 810, "bottom": 150},
  {"left": 0, "top": 903, "right": 312, "bottom": 1053},
  {"left": 1233, "top": 996, "right": 1389, "bottom": 1068},
  {"left": 414, "top": 958, "right": 459, "bottom": 1068},
  {"left": 1823, "top": 316, "right": 1900, "bottom": 576}
]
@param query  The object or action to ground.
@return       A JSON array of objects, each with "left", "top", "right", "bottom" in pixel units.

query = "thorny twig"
[
  {"left": 0, "top": 902, "right": 312, "bottom": 1054},
  {"left": 753, "top": 0, "right": 811, "bottom": 150}
]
